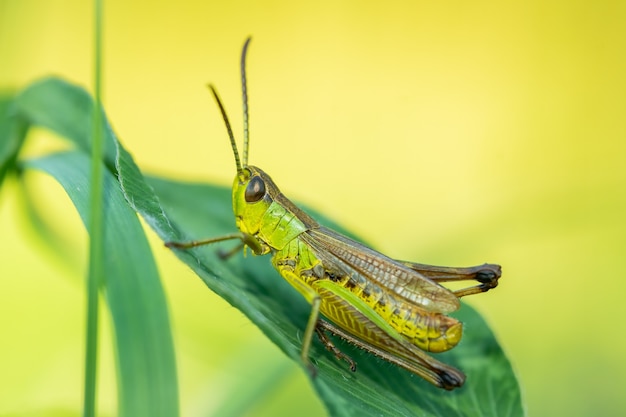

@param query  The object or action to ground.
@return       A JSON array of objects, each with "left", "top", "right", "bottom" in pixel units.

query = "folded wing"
[{"left": 302, "top": 227, "right": 460, "bottom": 314}]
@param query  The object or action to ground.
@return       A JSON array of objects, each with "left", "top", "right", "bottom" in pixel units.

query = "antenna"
[
  {"left": 208, "top": 84, "right": 243, "bottom": 178},
  {"left": 240, "top": 37, "right": 252, "bottom": 167}
]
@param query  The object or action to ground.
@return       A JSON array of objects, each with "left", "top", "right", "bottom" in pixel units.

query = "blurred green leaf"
[{"left": 0, "top": 94, "right": 28, "bottom": 187}]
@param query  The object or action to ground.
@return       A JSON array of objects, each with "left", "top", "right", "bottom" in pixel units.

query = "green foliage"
[
  {"left": 0, "top": 77, "right": 524, "bottom": 416},
  {"left": 3, "top": 79, "right": 179, "bottom": 417}
]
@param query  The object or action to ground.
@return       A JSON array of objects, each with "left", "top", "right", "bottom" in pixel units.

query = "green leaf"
[
  {"left": 13, "top": 77, "right": 118, "bottom": 170},
  {"left": 123, "top": 167, "right": 524, "bottom": 416},
  {"left": 23, "top": 151, "right": 179, "bottom": 417},
  {"left": 0, "top": 93, "right": 28, "bottom": 187}
]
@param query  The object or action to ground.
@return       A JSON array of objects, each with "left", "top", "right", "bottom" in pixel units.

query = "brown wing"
[{"left": 301, "top": 226, "right": 460, "bottom": 314}]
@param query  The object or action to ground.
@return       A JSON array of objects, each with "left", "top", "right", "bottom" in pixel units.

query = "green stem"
[{"left": 83, "top": 0, "right": 104, "bottom": 416}]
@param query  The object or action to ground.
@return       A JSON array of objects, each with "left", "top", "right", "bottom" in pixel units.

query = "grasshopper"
[{"left": 166, "top": 38, "right": 501, "bottom": 390}]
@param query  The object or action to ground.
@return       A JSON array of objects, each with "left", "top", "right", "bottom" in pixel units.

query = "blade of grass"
[{"left": 84, "top": 0, "right": 104, "bottom": 415}]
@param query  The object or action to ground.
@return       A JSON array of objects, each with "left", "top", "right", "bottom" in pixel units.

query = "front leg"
[{"left": 165, "top": 232, "right": 266, "bottom": 255}]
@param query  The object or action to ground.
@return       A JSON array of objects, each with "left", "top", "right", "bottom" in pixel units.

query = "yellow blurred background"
[{"left": 2, "top": 1, "right": 625, "bottom": 416}]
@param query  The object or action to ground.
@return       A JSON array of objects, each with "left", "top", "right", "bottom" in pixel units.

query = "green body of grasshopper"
[{"left": 167, "top": 38, "right": 501, "bottom": 390}]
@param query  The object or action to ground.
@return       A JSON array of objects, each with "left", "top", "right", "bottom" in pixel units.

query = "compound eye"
[{"left": 245, "top": 176, "right": 266, "bottom": 202}]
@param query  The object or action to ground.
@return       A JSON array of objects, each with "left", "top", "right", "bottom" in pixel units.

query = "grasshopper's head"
[{"left": 231, "top": 165, "right": 280, "bottom": 236}]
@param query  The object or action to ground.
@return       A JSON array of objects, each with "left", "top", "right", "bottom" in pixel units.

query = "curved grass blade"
[
  {"left": 22, "top": 151, "right": 179, "bottom": 417},
  {"left": 13, "top": 77, "right": 118, "bottom": 170}
]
